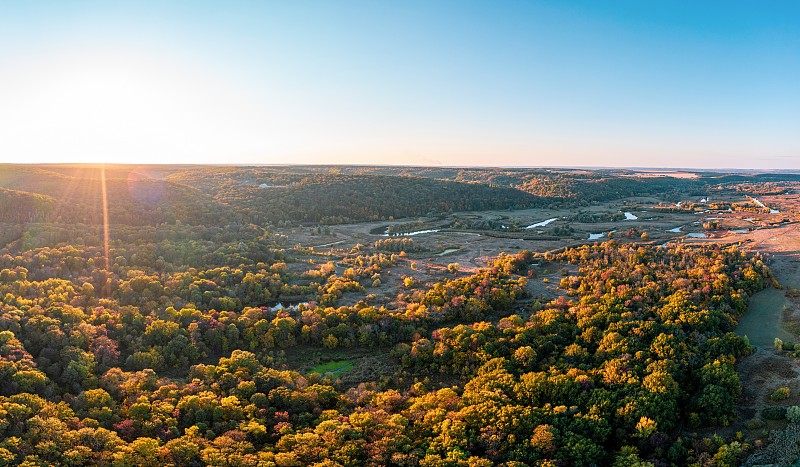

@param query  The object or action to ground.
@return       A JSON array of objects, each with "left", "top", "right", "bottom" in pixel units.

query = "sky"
[{"left": 0, "top": 1, "right": 798, "bottom": 169}]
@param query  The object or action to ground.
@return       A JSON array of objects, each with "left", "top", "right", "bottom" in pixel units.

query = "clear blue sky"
[{"left": 0, "top": 1, "right": 798, "bottom": 168}]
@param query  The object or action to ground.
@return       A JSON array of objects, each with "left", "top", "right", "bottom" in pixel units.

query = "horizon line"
[{"left": 2, "top": 162, "right": 799, "bottom": 174}]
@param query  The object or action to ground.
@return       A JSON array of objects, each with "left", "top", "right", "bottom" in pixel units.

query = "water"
[
  {"left": 405, "top": 229, "right": 440, "bottom": 236},
  {"left": 749, "top": 196, "right": 779, "bottom": 213},
  {"left": 436, "top": 248, "right": 459, "bottom": 256},
  {"left": 686, "top": 233, "right": 707, "bottom": 238},
  {"left": 623, "top": 212, "right": 638, "bottom": 220},
  {"left": 312, "top": 240, "right": 346, "bottom": 248},
  {"left": 667, "top": 227, "right": 682, "bottom": 233},
  {"left": 383, "top": 229, "right": 440, "bottom": 237},
  {"left": 270, "top": 302, "right": 312, "bottom": 312},
  {"left": 731, "top": 229, "right": 748, "bottom": 234},
  {"left": 526, "top": 218, "right": 558, "bottom": 229},
  {"left": 588, "top": 233, "right": 604, "bottom": 240}
]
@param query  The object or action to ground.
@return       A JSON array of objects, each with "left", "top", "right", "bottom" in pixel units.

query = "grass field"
[
  {"left": 310, "top": 360, "right": 354, "bottom": 376},
  {"left": 736, "top": 287, "right": 793, "bottom": 348}
]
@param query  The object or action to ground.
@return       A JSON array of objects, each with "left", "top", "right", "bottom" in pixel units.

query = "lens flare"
[{"left": 100, "top": 164, "right": 110, "bottom": 274}]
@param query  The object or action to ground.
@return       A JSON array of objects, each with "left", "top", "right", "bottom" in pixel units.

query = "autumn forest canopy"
[{"left": 0, "top": 164, "right": 798, "bottom": 466}]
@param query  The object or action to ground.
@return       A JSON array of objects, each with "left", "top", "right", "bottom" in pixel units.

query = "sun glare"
[{"left": 0, "top": 50, "right": 269, "bottom": 164}]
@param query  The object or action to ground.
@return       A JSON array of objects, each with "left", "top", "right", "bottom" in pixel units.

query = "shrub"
[
  {"left": 762, "top": 406, "right": 787, "bottom": 420},
  {"left": 742, "top": 424, "right": 800, "bottom": 466},
  {"left": 744, "top": 418, "right": 765, "bottom": 430},
  {"left": 787, "top": 406, "right": 800, "bottom": 424},
  {"left": 771, "top": 387, "right": 791, "bottom": 401}
]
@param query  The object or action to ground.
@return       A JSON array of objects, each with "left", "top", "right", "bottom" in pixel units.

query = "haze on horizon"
[{"left": 1, "top": 1, "right": 798, "bottom": 169}]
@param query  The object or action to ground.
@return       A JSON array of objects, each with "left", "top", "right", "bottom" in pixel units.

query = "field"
[
  {"left": 736, "top": 288, "right": 792, "bottom": 348},
  {"left": 283, "top": 180, "right": 800, "bottom": 448},
  {"left": 310, "top": 360, "right": 353, "bottom": 376},
  {"left": 279, "top": 189, "right": 796, "bottom": 310},
  {"left": 280, "top": 180, "right": 800, "bottom": 450}
]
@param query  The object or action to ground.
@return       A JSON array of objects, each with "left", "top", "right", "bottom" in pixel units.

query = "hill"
[
  {"left": 169, "top": 168, "right": 538, "bottom": 224},
  {"left": 0, "top": 165, "right": 235, "bottom": 226},
  {"left": 0, "top": 187, "right": 58, "bottom": 224}
]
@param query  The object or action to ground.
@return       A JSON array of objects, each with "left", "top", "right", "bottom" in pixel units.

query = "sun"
[
  {"left": 0, "top": 49, "right": 269, "bottom": 164},
  {"left": 42, "top": 62, "right": 176, "bottom": 162}
]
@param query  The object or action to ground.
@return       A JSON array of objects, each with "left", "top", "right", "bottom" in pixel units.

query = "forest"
[{"left": 0, "top": 164, "right": 797, "bottom": 466}]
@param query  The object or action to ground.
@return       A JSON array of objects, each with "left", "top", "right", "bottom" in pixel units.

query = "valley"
[{"left": 1, "top": 164, "right": 800, "bottom": 465}]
